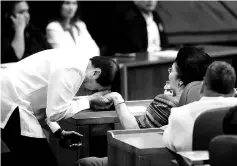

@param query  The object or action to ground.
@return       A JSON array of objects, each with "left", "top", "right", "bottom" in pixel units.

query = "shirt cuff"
[
  {"left": 74, "top": 96, "right": 90, "bottom": 111},
  {"left": 67, "top": 97, "right": 90, "bottom": 116},
  {"left": 46, "top": 118, "right": 61, "bottom": 133}
]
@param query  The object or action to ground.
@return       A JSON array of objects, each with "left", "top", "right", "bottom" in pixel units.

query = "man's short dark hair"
[
  {"left": 175, "top": 46, "right": 212, "bottom": 86},
  {"left": 90, "top": 56, "right": 120, "bottom": 89},
  {"left": 205, "top": 61, "right": 236, "bottom": 94}
]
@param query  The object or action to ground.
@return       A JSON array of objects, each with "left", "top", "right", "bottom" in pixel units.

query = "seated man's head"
[
  {"left": 200, "top": 61, "right": 236, "bottom": 97},
  {"left": 83, "top": 56, "right": 120, "bottom": 93},
  {"left": 169, "top": 46, "right": 212, "bottom": 96},
  {"left": 133, "top": 0, "right": 158, "bottom": 13}
]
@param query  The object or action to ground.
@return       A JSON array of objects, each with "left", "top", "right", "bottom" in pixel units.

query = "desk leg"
[
  {"left": 77, "top": 125, "right": 90, "bottom": 158},
  {"left": 120, "top": 66, "right": 128, "bottom": 100}
]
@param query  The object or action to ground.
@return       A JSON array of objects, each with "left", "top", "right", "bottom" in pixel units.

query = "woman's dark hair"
[
  {"left": 2, "top": 1, "right": 24, "bottom": 16},
  {"left": 174, "top": 46, "right": 212, "bottom": 86},
  {"left": 48, "top": 1, "right": 80, "bottom": 26},
  {"left": 2, "top": 1, "right": 29, "bottom": 34},
  {"left": 90, "top": 56, "right": 120, "bottom": 92}
]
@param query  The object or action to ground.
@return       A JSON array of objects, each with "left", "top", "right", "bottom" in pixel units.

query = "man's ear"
[
  {"left": 178, "top": 80, "right": 184, "bottom": 88},
  {"left": 92, "top": 68, "right": 101, "bottom": 79}
]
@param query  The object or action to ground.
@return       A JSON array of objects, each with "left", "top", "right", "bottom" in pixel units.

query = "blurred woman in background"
[
  {"left": 1, "top": 1, "right": 50, "bottom": 63},
  {"left": 46, "top": 0, "right": 99, "bottom": 58}
]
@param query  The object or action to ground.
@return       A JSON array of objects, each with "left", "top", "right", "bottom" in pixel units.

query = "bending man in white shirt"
[
  {"left": 1, "top": 48, "right": 119, "bottom": 166},
  {"left": 163, "top": 61, "right": 237, "bottom": 152}
]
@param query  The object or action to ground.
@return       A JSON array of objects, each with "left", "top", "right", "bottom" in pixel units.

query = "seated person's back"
[{"left": 163, "top": 61, "right": 237, "bottom": 152}]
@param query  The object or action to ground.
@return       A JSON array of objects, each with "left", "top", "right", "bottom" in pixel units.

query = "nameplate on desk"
[{"left": 148, "top": 50, "right": 178, "bottom": 60}]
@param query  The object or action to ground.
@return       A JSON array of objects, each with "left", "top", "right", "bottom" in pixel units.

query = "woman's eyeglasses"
[{"left": 168, "top": 68, "right": 172, "bottom": 74}]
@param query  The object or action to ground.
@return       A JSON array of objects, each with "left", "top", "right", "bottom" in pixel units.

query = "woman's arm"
[
  {"left": 104, "top": 92, "right": 140, "bottom": 129},
  {"left": 136, "top": 94, "right": 178, "bottom": 128},
  {"left": 11, "top": 14, "right": 26, "bottom": 60}
]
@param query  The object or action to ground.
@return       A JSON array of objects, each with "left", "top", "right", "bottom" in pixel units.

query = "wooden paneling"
[{"left": 127, "top": 63, "right": 171, "bottom": 100}]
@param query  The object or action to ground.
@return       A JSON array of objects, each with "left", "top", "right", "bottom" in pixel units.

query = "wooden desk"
[
  {"left": 114, "top": 45, "right": 237, "bottom": 100},
  {"left": 49, "top": 100, "right": 151, "bottom": 166},
  {"left": 107, "top": 129, "right": 175, "bottom": 166}
]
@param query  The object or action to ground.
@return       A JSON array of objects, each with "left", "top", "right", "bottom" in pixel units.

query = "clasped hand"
[
  {"left": 88, "top": 90, "right": 113, "bottom": 110},
  {"left": 92, "top": 92, "right": 125, "bottom": 110},
  {"left": 85, "top": 91, "right": 124, "bottom": 110}
]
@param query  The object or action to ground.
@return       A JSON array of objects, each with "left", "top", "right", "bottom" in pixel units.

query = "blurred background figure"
[
  {"left": 46, "top": 0, "right": 99, "bottom": 58},
  {"left": 133, "top": 0, "right": 164, "bottom": 52},
  {"left": 1, "top": 1, "right": 50, "bottom": 64},
  {"left": 99, "top": 0, "right": 171, "bottom": 56}
]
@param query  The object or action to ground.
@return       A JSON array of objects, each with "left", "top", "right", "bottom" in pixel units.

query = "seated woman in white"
[{"left": 46, "top": 0, "right": 99, "bottom": 58}]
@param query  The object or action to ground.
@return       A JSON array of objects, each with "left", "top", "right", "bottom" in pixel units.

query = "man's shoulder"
[
  {"left": 199, "top": 96, "right": 237, "bottom": 104},
  {"left": 171, "top": 100, "right": 198, "bottom": 116},
  {"left": 172, "top": 97, "right": 237, "bottom": 115}
]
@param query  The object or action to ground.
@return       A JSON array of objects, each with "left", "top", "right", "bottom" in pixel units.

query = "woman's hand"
[
  {"left": 11, "top": 14, "right": 27, "bottom": 32},
  {"left": 104, "top": 92, "right": 124, "bottom": 106}
]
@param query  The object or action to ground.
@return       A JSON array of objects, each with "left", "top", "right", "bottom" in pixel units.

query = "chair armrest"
[{"left": 175, "top": 151, "right": 209, "bottom": 166}]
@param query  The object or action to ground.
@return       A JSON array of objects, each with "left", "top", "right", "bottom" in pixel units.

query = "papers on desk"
[{"left": 148, "top": 50, "right": 178, "bottom": 61}]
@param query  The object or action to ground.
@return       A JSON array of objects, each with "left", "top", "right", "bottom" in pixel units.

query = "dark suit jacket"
[{"left": 102, "top": 2, "right": 169, "bottom": 56}]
